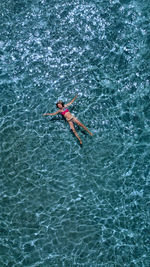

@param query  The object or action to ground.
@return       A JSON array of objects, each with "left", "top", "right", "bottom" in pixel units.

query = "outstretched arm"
[
  {"left": 65, "top": 95, "right": 78, "bottom": 107},
  {"left": 43, "top": 110, "right": 60, "bottom": 116}
]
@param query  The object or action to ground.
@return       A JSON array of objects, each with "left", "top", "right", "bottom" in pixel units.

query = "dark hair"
[{"left": 56, "top": 100, "right": 65, "bottom": 108}]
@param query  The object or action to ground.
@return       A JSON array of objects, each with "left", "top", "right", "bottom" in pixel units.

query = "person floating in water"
[{"left": 43, "top": 95, "right": 92, "bottom": 144}]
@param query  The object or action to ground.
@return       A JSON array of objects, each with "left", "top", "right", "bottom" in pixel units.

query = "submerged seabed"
[{"left": 0, "top": 0, "right": 150, "bottom": 266}]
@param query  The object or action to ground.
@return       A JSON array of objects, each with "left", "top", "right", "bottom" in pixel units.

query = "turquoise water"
[{"left": 0, "top": 0, "right": 150, "bottom": 266}]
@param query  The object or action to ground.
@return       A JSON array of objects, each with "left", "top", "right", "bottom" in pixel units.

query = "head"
[{"left": 56, "top": 100, "right": 65, "bottom": 109}]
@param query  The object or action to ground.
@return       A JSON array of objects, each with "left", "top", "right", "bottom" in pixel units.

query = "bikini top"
[{"left": 61, "top": 108, "right": 69, "bottom": 115}]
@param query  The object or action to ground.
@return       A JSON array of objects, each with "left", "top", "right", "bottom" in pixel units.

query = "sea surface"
[{"left": 0, "top": 0, "right": 150, "bottom": 266}]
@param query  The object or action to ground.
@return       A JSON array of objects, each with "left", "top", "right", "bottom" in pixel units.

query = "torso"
[
  {"left": 61, "top": 108, "right": 69, "bottom": 115},
  {"left": 60, "top": 107, "right": 73, "bottom": 120}
]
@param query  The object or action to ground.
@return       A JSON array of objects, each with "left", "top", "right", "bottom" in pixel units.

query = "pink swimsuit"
[{"left": 61, "top": 108, "right": 69, "bottom": 115}]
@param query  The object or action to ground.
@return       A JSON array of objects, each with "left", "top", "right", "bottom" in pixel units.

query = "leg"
[
  {"left": 68, "top": 121, "right": 82, "bottom": 144},
  {"left": 73, "top": 118, "right": 93, "bottom": 136}
]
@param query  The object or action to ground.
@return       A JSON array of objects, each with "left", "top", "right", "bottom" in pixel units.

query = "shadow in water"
[{"left": 50, "top": 116, "right": 65, "bottom": 122}]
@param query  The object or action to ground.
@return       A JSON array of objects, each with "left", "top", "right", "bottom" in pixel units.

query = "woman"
[{"left": 43, "top": 95, "right": 92, "bottom": 144}]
